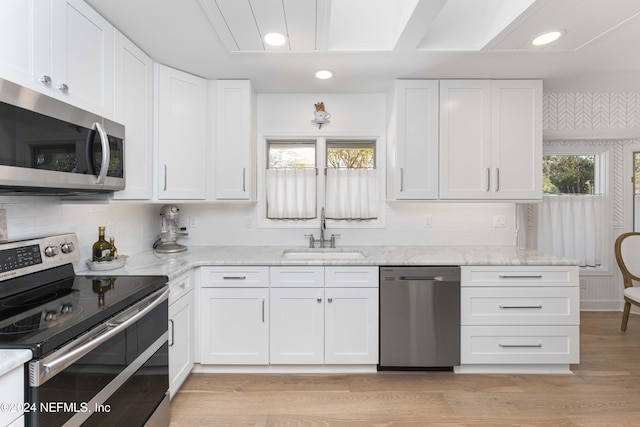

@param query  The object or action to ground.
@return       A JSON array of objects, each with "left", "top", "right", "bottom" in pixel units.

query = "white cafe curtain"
[
  {"left": 535, "top": 195, "right": 603, "bottom": 267},
  {"left": 266, "top": 168, "right": 316, "bottom": 219},
  {"left": 325, "top": 168, "right": 378, "bottom": 220}
]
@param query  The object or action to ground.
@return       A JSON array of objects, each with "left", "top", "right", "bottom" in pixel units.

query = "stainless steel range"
[{"left": 0, "top": 233, "right": 169, "bottom": 426}]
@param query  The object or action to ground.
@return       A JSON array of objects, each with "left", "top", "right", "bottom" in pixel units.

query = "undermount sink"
[{"left": 281, "top": 249, "right": 366, "bottom": 260}]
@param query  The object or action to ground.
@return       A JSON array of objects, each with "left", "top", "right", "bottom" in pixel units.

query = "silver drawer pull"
[
  {"left": 498, "top": 275, "right": 543, "bottom": 279},
  {"left": 498, "top": 305, "right": 543, "bottom": 309},
  {"left": 499, "top": 343, "right": 542, "bottom": 348},
  {"left": 222, "top": 275, "right": 247, "bottom": 280}
]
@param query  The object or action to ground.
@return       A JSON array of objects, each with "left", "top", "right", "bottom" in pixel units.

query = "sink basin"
[{"left": 281, "top": 249, "right": 365, "bottom": 260}]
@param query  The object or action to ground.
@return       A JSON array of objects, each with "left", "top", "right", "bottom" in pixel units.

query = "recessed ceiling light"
[
  {"left": 264, "top": 32, "right": 287, "bottom": 47},
  {"left": 315, "top": 70, "right": 334, "bottom": 80},
  {"left": 532, "top": 30, "right": 564, "bottom": 46}
]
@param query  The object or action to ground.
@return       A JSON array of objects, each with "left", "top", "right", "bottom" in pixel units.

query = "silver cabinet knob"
[
  {"left": 328, "top": 297, "right": 333, "bottom": 303},
  {"left": 57, "top": 83, "right": 69, "bottom": 92},
  {"left": 39, "top": 75, "right": 52, "bottom": 84},
  {"left": 316, "top": 297, "right": 322, "bottom": 303}
]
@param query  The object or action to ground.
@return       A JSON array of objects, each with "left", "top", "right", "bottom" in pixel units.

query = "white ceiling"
[{"left": 86, "top": 0, "right": 640, "bottom": 93}]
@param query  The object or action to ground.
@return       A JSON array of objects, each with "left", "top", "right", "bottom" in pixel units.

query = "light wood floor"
[{"left": 169, "top": 311, "right": 640, "bottom": 426}]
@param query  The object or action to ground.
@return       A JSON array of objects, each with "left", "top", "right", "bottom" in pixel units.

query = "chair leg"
[{"left": 622, "top": 301, "right": 631, "bottom": 332}]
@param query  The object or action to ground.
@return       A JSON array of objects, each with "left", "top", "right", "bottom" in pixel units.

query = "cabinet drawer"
[
  {"left": 200, "top": 266, "right": 269, "bottom": 288},
  {"left": 270, "top": 267, "right": 324, "bottom": 288},
  {"left": 169, "top": 272, "right": 192, "bottom": 305},
  {"left": 461, "top": 325, "right": 579, "bottom": 365},
  {"left": 325, "top": 266, "right": 379, "bottom": 288},
  {"left": 461, "top": 266, "right": 578, "bottom": 287},
  {"left": 461, "top": 287, "right": 579, "bottom": 326}
]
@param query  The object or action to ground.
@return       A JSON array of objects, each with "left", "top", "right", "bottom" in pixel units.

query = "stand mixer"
[{"left": 153, "top": 205, "right": 188, "bottom": 253}]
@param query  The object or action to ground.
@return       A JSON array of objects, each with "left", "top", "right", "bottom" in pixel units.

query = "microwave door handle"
[
  {"left": 84, "top": 127, "right": 97, "bottom": 176},
  {"left": 94, "top": 122, "right": 110, "bottom": 185}
]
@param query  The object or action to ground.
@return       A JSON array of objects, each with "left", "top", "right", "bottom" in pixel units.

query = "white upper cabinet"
[
  {"left": 50, "top": 0, "right": 114, "bottom": 118},
  {"left": 155, "top": 64, "right": 207, "bottom": 200},
  {"left": 112, "top": 30, "right": 153, "bottom": 200},
  {"left": 387, "top": 80, "right": 439, "bottom": 200},
  {"left": 213, "top": 80, "right": 256, "bottom": 200},
  {"left": 0, "top": 0, "right": 51, "bottom": 93},
  {"left": 0, "top": 0, "right": 114, "bottom": 119},
  {"left": 439, "top": 80, "right": 542, "bottom": 200}
]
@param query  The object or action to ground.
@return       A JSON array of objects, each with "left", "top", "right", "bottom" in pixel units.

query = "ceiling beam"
[{"left": 393, "top": 0, "right": 447, "bottom": 52}]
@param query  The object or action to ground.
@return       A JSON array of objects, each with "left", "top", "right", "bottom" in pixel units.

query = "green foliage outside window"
[{"left": 543, "top": 155, "right": 595, "bottom": 194}]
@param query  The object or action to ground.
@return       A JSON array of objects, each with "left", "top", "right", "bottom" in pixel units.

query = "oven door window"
[{"left": 29, "top": 300, "right": 168, "bottom": 427}]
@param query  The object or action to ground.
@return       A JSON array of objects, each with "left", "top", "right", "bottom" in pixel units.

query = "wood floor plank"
[{"left": 170, "top": 312, "right": 640, "bottom": 426}]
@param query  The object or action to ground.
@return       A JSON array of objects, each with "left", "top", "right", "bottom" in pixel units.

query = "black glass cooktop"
[{"left": 0, "top": 264, "right": 167, "bottom": 358}]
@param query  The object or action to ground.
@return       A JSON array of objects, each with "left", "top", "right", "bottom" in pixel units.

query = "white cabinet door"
[
  {"left": 440, "top": 80, "right": 542, "bottom": 201},
  {"left": 51, "top": 0, "right": 114, "bottom": 118},
  {"left": 155, "top": 64, "right": 207, "bottom": 200},
  {"left": 388, "top": 80, "right": 439, "bottom": 200},
  {"left": 214, "top": 80, "right": 255, "bottom": 200},
  {"left": 270, "top": 288, "right": 325, "bottom": 364},
  {"left": 0, "top": 0, "right": 51, "bottom": 93},
  {"left": 200, "top": 288, "right": 269, "bottom": 365},
  {"left": 490, "top": 80, "right": 542, "bottom": 200},
  {"left": 325, "top": 287, "right": 379, "bottom": 364},
  {"left": 112, "top": 30, "right": 153, "bottom": 200},
  {"left": 169, "top": 290, "right": 194, "bottom": 399},
  {"left": 439, "top": 80, "right": 492, "bottom": 199},
  {"left": 0, "top": 365, "right": 24, "bottom": 427}
]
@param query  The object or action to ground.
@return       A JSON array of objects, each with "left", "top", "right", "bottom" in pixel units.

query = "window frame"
[
  {"left": 541, "top": 144, "right": 613, "bottom": 276},
  {"left": 256, "top": 132, "right": 386, "bottom": 229}
]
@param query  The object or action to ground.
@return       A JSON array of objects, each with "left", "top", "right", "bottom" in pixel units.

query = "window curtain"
[
  {"left": 325, "top": 168, "right": 378, "bottom": 219},
  {"left": 534, "top": 195, "right": 603, "bottom": 267},
  {"left": 266, "top": 168, "right": 316, "bottom": 219}
]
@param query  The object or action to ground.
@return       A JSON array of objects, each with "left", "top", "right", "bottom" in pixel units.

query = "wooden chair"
[{"left": 614, "top": 232, "right": 640, "bottom": 331}]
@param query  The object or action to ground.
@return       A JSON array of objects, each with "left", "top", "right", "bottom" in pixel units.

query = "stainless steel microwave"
[{"left": 0, "top": 77, "right": 125, "bottom": 195}]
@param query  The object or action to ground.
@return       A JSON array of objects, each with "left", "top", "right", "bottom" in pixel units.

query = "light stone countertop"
[
  {"left": 0, "top": 349, "right": 32, "bottom": 377},
  {"left": 78, "top": 245, "right": 579, "bottom": 281}
]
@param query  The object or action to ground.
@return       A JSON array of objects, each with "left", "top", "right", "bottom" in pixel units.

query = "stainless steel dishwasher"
[{"left": 379, "top": 266, "right": 461, "bottom": 370}]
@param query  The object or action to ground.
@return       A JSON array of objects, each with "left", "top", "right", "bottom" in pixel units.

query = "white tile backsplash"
[{"left": 0, "top": 196, "right": 159, "bottom": 268}]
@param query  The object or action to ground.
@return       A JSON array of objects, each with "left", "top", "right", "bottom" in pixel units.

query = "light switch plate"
[{"left": 0, "top": 208, "right": 7, "bottom": 241}]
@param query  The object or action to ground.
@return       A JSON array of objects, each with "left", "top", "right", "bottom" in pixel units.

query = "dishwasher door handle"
[{"left": 399, "top": 276, "right": 444, "bottom": 281}]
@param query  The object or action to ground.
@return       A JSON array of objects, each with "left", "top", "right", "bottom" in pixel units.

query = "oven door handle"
[{"left": 30, "top": 287, "right": 169, "bottom": 387}]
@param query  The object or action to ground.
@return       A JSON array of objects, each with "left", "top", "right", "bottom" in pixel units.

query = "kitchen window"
[
  {"left": 261, "top": 137, "right": 382, "bottom": 225},
  {"left": 530, "top": 148, "right": 609, "bottom": 269}
]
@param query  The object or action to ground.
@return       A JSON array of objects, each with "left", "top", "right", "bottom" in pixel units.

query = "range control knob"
[
  {"left": 44, "top": 245, "right": 58, "bottom": 257},
  {"left": 61, "top": 242, "right": 75, "bottom": 254},
  {"left": 44, "top": 311, "right": 57, "bottom": 321},
  {"left": 60, "top": 303, "right": 73, "bottom": 314}
]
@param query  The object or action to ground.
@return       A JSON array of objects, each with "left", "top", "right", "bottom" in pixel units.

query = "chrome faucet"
[
  {"left": 320, "top": 207, "right": 326, "bottom": 248},
  {"left": 304, "top": 207, "right": 339, "bottom": 248}
]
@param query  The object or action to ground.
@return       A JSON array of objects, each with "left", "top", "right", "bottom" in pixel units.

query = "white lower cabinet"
[
  {"left": 324, "top": 287, "right": 379, "bottom": 364},
  {"left": 168, "top": 272, "right": 194, "bottom": 398},
  {"left": 0, "top": 364, "right": 24, "bottom": 427},
  {"left": 269, "top": 266, "right": 379, "bottom": 365},
  {"left": 270, "top": 287, "right": 325, "bottom": 364},
  {"left": 199, "top": 267, "right": 270, "bottom": 365},
  {"left": 459, "top": 265, "right": 579, "bottom": 373},
  {"left": 198, "top": 266, "right": 379, "bottom": 369}
]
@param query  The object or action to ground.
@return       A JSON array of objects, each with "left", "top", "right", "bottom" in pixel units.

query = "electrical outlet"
[
  {"left": 424, "top": 215, "right": 433, "bottom": 228},
  {"left": 245, "top": 216, "right": 253, "bottom": 228},
  {"left": 106, "top": 221, "right": 115, "bottom": 238},
  {"left": 580, "top": 278, "right": 587, "bottom": 289},
  {"left": 189, "top": 216, "right": 198, "bottom": 228},
  {"left": 493, "top": 215, "right": 506, "bottom": 228}
]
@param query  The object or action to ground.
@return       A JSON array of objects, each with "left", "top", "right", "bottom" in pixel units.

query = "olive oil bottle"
[
  {"left": 92, "top": 226, "right": 111, "bottom": 261},
  {"left": 109, "top": 237, "right": 118, "bottom": 260}
]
